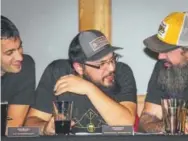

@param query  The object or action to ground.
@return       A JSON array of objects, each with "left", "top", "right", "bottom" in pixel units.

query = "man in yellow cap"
[{"left": 139, "top": 12, "right": 188, "bottom": 133}]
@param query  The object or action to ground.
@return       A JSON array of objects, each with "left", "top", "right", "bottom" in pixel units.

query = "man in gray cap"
[
  {"left": 25, "top": 29, "right": 137, "bottom": 135},
  {"left": 139, "top": 12, "right": 188, "bottom": 133}
]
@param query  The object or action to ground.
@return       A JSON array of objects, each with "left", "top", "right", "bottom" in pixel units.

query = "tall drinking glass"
[
  {"left": 53, "top": 101, "right": 73, "bottom": 135},
  {"left": 1, "top": 101, "right": 8, "bottom": 136}
]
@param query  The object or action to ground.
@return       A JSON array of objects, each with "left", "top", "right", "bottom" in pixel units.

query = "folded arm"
[
  {"left": 87, "top": 84, "right": 136, "bottom": 125},
  {"left": 24, "top": 108, "right": 52, "bottom": 135},
  {"left": 7, "top": 104, "right": 30, "bottom": 127},
  {"left": 139, "top": 102, "right": 163, "bottom": 132}
]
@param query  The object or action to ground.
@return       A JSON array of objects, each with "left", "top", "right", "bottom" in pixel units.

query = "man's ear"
[
  {"left": 181, "top": 48, "right": 188, "bottom": 57},
  {"left": 73, "top": 62, "right": 84, "bottom": 75},
  {"left": 181, "top": 48, "right": 188, "bottom": 59}
]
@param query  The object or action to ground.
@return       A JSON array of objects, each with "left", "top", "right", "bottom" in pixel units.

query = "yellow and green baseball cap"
[{"left": 144, "top": 12, "right": 188, "bottom": 53}]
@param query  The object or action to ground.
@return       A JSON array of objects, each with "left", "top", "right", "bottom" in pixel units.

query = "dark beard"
[
  {"left": 82, "top": 73, "right": 120, "bottom": 94},
  {"left": 83, "top": 73, "right": 115, "bottom": 88},
  {"left": 157, "top": 61, "right": 188, "bottom": 96}
]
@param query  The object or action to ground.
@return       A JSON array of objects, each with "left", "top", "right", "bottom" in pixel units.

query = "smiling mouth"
[
  {"left": 104, "top": 74, "right": 114, "bottom": 82},
  {"left": 13, "top": 63, "right": 22, "bottom": 68}
]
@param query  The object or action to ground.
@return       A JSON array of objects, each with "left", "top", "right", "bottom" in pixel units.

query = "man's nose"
[
  {"left": 14, "top": 51, "right": 23, "bottom": 61},
  {"left": 158, "top": 53, "right": 167, "bottom": 60},
  {"left": 107, "top": 62, "right": 115, "bottom": 72}
]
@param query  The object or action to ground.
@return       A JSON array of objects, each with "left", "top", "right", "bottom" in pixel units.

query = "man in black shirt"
[
  {"left": 139, "top": 12, "right": 188, "bottom": 133},
  {"left": 1, "top": 16, "right": 35, "bottom": 127},
  {"left": 25, "top": 29, "right": 137, "bottom": 135}
]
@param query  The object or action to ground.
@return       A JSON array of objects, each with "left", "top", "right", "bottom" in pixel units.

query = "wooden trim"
[
  {"left": 137, "top": 95, "right": 146, "bottom": 102},
  {"left": 79, "top": 0, "right": 111, "bottom": 42},
  {"left": 137, "top": 95, "right": 146, "bottom": 117}
]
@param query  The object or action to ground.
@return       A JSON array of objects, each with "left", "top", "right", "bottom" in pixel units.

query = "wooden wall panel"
[{"left": 79, "top": 0, "right": 111, "bottom": 41}]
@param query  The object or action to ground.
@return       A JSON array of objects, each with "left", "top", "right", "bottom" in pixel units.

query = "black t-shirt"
[
  {"left": 145, "top": 61, "right": 188, "bottom": 105},
  {"left": 1, "top": 54, "right": 36, "bottom": 105},
  {"left": 32, "top": 59, "right": 137, "bottom": 133}
]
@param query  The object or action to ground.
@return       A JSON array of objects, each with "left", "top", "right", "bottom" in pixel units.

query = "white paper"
[{"left": 75, "top": 132, "right": 102, "bottom": 135}]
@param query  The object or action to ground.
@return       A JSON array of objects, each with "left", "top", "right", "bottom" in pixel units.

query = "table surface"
[{"left": 2, "top": 134, "right": 188, "bottom": 141}]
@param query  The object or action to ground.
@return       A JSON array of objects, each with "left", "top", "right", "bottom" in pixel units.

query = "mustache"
[
  {"left": 103, "top": 72, "right": 115, "bottom": 79},
  {"left": 102, "top": 72, "right": 115, "bottom": 84},
  {"left": 161, "top": 59, "right": 172, "bottom": 66}
]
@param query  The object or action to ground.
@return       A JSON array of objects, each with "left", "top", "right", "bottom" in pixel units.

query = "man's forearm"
[
  {"left": 139, "top": 112, "right": 163, "bottom": 133},
  {"left": 7, "top": 104, "right": 30, "bottom": 127},
  {"left": 86, "top": 84, "right": 135, "bottom": 125},
  {"left": 24, "top": 117, "right": 47, "bottom": 135},
  {"left": 139, "top": 120, "right": 163, "bottom": 132}
]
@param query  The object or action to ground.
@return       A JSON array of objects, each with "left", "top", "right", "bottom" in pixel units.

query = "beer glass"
[{"left": 53, "top": 101, "right": 73, "bottom": 135}]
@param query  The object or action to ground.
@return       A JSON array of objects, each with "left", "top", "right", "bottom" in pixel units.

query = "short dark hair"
[
  {"left": 1, "top": 15, "right": 20, "bottom": 40},
  {"left": 68, "top": 33, "right": 87, "bottom": 65},
  {"left": 180, "top": 46, "right": 188, "bottom": 53}
]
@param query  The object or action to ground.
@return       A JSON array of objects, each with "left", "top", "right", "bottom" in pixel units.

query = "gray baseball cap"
[{"left": 70, "top": 29, "right": 122, "bottom": 61}]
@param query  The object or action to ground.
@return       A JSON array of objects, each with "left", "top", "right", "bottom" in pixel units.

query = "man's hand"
[
  {"left": 43, "top": 116, "right": 55, "bottom": 135},
  {"left": 54, "top": 74, "right": 93, "bottom": 96}
]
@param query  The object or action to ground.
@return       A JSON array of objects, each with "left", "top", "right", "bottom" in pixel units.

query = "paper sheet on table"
[
  {"left": 75, "top": 132, "right": 102, "bottom": 135},
  {"left": 134, "top": 132, "right": 163, "bottom": 135}
]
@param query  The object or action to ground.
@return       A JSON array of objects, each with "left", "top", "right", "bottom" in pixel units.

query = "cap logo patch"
[
  {"left": 158, "top": 21, "right": 169, "bottom": 39},
  {"left": 89, "top": 36, "right": 109, "bottom": 51}
]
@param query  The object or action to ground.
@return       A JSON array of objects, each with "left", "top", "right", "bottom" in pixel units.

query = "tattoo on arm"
[{"left": 139, "top": 112, "right": 163, "bottom": 133}]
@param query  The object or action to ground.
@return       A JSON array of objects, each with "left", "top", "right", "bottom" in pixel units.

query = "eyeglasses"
[{"left": 84, "top": 54, "right": 121, "bottom": 70}]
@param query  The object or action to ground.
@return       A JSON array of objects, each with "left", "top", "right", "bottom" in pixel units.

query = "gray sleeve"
[
  {"left": 114, "top": 62, "right": 137, "bottom": 103},
  {"left": 145, "top": 61, "right": 165, "bottom": 105},
  {"left": 10, "top": 55, "right": 36, "bottom": 105},
  {"left": 32, "top": 63, "right": 56, "bottom": 114},
  {"left": 32, "top": 60, "right": 73, "bottom": 114}
]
